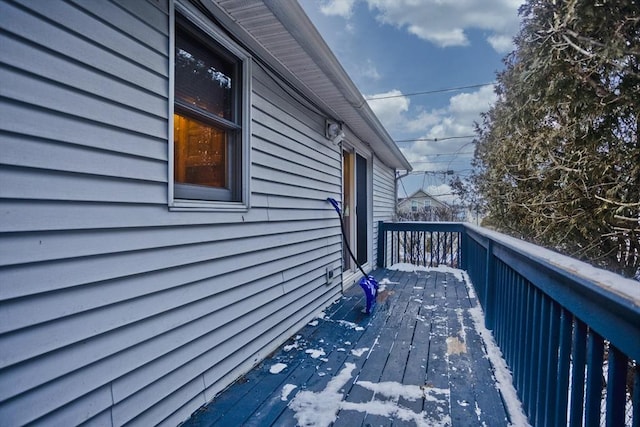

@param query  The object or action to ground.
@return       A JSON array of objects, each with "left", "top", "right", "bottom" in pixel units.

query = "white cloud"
[
  {"left": 361, "top": 59, "right": 381, "bottom": 80},
  {"left": 487, "top": 34, "right": 515, "bottom": 53},
  {"left": 448, "top": 85, "right": 497, "bottom": 120},
  {"left": 364, "top": 0, "right": 523, "bottom": 53},
  {"left": 366, "top": 90, "right": 410, "bottom": 129},
  {"left": 319, "top": 0, "right": 358, "bottom": 18},
  {"left": 408, "top": 25, "right": 468, "bottom": 48}
]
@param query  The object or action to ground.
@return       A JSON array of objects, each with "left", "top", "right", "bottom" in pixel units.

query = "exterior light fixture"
[{"left": 325, "top": 120, "right": 345, "bottom": 145}]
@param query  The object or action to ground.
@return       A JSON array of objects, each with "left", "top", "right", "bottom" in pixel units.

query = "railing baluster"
[
  {"left": 496, "top": 266, "right": 515, "bottom": 355},
  {"left": 605, "top": 345, "right": 627, "bottom": 427},
  {"left": 430, "top": 231, "right": 434, "bottom": 265},
  {"left": 525, "top": 286, "right": 541, "bottom": 416},
  {"left": 450, "top": 231, "right": 454, "bottom": 266},
  {"left": 501, "top": 263, "right": 509, "bottom": 356},
  {"left": 519, "top": 280, "right": 530, "bottom": 408},
  {"left": 456, "top": 233, "right": 460, "bottom": 270},
  {"left": 403, "top": 230, "right": 407, "bottom": 263},
  {"left": 543, "top": 300, "right": 561, "bottom": 427},
  {"left": 442, "top": 232, "right": 447, "bottom": 265},
  {"left": 501, "top": 265, "right": 511, "bottom": 350},
  {"left": 555, "top": 308, "right": 572, "bottom": 427},
  {"left": 584, "top": 331, "right": 604, "bottom": 427},
  {"left": 493, "top": 260, "right": 502, "bottom": 341},
  {"left": 512, "top": 272, "right": 524, "bottom": 391},
  {"left": 633, "top": 365, "right": 639, "bottom": 427},
  {"left": 534, "top": 295, "right": 551, "bottom": 426},
  {"left": 484, "top": 240, "right": 495, "bottom": 329},
  {"left": 570, "top": 319, "right": 587, "bottom": 427},
  {"left": 391, "top": 231, "right": 395, "bottom": 265},
  {"left": 532, "top": 288, "right": 544, "bottom": 421},
  {"left": 496, "top": 262, "right": 506, "bottom": 352},
  {"left": 507, "top": 266, "right": 518, "bottom": 363}
]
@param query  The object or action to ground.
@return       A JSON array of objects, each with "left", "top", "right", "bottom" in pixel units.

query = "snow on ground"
[
  {"left": 350, "top": 347, "right": 369, "bottom": 357},
  {"left": 281, "top": 384, "right": 297, "bottom": 401},
  {"left": 289, "top": 363, "right": 451, "bottom": 427},
  {"left": 305, "top": 348, "right": 326, "bottom": 359},
  {"left": 337, "top": 320, "right": 365, "bottom": 331},
  {"left": 284, "top": 336, "right": 302, "bottom": 352},
  {"left": 388, "top": 263, "right": 465, "bottom": 282},
  {"left": 269, "top": 363, "right": 287, "bottom": 374},
  {"left": 460, "top": 271, "right": 530, "bottom": 427},
  {"left": 289, "top": 363, "right": 357, "bottom": 427},
  {"left": 378, "top": 277, "right": 399, "bottom": 292}
]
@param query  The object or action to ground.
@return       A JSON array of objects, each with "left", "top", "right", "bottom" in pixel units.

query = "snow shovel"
[{"left": 327, "top": 197, "right": 379, "bottom": 314}]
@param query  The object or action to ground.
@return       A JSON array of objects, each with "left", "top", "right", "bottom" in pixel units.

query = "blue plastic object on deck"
[
  {"left": 359, "top": 275, "right": 378, "bottom": 314},
  {"left": 327, "top": 197, "right": 379, "bottom": 314}
]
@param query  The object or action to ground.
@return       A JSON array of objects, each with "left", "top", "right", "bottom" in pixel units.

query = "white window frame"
[{"left": 169, "top": 0, "right": 251, "bottom": 211}]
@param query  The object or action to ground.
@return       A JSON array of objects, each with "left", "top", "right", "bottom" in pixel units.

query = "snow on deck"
[{"left": 182, "top": 266, "right": 527, "bottom": 426}]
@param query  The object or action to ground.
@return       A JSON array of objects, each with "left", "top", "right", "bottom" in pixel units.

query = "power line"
[
  {"left": 411, "top": 159, "right": 473, "bottom": 165},
  {"left": 406, "top": 168, "right": 472, "bottom": 174},
  {"left": 409, "top": 150, "right": 475, "bottom": 158},
  {"left": 395, "top": 135, "right": 476, "bottom": 143},
  {"left": 365, "top": 83, "right": 495, "bottom": 101}
]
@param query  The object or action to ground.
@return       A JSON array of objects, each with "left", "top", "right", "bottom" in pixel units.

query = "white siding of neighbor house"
[{"left": 0, "top": 0, "right": 354, "bottom": 425}]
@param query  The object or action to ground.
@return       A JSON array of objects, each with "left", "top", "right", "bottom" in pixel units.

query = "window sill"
[{"left": 169, "top": 199, "right": 249, "bottom": 212}]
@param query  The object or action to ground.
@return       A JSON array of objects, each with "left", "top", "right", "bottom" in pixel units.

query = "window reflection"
[{"left": 175, "top": 34, "right": 234, "bottom": 120}]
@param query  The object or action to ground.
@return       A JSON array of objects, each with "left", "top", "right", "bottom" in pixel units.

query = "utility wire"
[
  {"left": 410, "top": 150, "right": 475, "bottom": 157},
  {"left": 395, "top": 135, "right": 476, "bottom": 143},
  {"left": 365, "top": 83, "right": 495, "bottom": 100}
]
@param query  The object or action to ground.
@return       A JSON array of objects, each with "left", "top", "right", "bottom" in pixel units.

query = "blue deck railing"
[{"left": 377, "top": 221, "right": 639, "bottom": 427}]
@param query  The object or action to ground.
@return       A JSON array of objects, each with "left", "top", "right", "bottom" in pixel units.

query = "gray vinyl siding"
[
  {"left": 372, "top": 155, "right": 397, "bottom": 268},
  {"left": 0, "top": 1, "right": 343, "bottom": 426}
]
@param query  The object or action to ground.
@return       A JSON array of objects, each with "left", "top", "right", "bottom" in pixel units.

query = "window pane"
[
  {"left": 174, "top": 113, "right": 227, "bottom": 189},
  {"left": 175, "top": 30, "right": 234, "bottom": 120}
]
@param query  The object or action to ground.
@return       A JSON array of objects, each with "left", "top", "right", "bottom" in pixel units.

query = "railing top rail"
[
  {"left": 463, "top": 223, "right": 640, "bottom": 305},
  {"left": 379, "top": 221, "right": 466, "bottom": 233}
]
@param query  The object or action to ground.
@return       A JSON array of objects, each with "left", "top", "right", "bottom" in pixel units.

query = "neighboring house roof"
[
  {"left": 205, "top": 0, "right": 412, "bottom": 171},
  {"left": 398, "top": 189, "right": 448, "bottom": 209}
]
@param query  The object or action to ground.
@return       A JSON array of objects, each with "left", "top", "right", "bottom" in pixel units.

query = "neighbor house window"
[{"left": 171, "top": 7, "right": 250, "bottom": 209}]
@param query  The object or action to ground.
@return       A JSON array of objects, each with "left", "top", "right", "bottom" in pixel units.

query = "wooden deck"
[{"left": 182, "top": 267, "right": 515, "bottom": 426}]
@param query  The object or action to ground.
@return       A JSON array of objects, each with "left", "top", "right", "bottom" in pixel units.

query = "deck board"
[{"left": 183, "top": 267, "right": 514, "bottom": 426}]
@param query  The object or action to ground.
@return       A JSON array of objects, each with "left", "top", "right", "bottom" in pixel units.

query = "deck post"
[
  {"left": 377, "top": 221, "right": 386, "bottom": 268},
  {"left": 460, "top": 228, "right": 468, "bottom": 271}
]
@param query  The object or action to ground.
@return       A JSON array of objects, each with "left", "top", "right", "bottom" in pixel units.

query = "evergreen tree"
[{"left": 466, "top": 0, "right": 640, "bottom": 278}]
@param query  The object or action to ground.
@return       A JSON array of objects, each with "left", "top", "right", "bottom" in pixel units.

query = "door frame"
[{"left": 341, "top": 142, "right": 373, "bottom": 288}]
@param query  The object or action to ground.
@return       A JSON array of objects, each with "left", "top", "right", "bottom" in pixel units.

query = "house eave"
[{"left": 200, "top": 0, "right": 412, "bottom": 171}]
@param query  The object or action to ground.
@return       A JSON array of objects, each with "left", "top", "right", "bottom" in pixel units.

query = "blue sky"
[{"left": 299, "top": 0, "right": 524, "bottom": 201}]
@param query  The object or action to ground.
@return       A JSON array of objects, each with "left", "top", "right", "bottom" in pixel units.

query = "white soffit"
[{"left": 210, "top": 0, "right": 412, "bottom": 171}]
